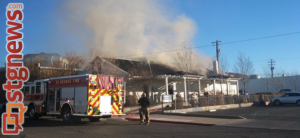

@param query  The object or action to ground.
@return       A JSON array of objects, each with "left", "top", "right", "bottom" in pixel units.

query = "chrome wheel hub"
[
  {"left": 64, "top": 110, "right": 70, "bottom": 121},
  {"left": 29, "top": 108, "right": 34, "bottom": 117}
]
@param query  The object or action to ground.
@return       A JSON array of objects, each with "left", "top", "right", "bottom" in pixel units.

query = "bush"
[
  {"left": 173, "top": 98, "right": 184, "bottom": 109},
  {"left": 233, "top": 96, "right": 239, "bottom": 104},
  {"left": 198, "top": 97, "right": 208, "bottom": 107},
  {"left": 224, "top": 96, "right": 233, "bottom": 104},
  {"left": 216, "top": 96, "right": 223, "bottom": 105},
  {"left": 250, "top": 95, "right": 259, "bottom": 102},
  {"left": 209, "top": 97, "right": 216, "bottom": 106},
  {"left": 239, "top": 96, "right": 247, "bottom": 103},
  {"left": 189, "top": 99, "right": 197, "bottom": 107},
  {"left": 263, "top": 95, "right": 270, "bottom": 101},
  {"left": 124, "top": 95, "right": 138, "bottom": 107}
]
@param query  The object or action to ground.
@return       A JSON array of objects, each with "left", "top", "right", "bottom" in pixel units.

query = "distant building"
[{"left": 23, "top": 52, "right": 68, "bottom": 68}]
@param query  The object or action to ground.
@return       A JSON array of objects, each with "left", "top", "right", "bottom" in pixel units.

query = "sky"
[{"left": 1, "top": 0, "right": 300, "bottom": 77}]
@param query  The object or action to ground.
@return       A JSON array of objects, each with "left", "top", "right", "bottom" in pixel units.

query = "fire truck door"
[
  {"left": 47, "top": 89, "right": 55, "bottom": 112},
  {"left": 55, "top": 89, "right": 61, "bottom": 112},
  {"left": 74, "top": 87, "right": 87, "bottom": 113}
]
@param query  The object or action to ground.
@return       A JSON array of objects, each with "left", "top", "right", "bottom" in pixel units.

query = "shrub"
[
  {"left": 216, "top": 96, "right": 223, "bottom": 105},
  {"left": 233, "top": 95, "right": 239, "bottom": 104},
  {"left": 209, "top": 97, "right": 216, "bottom": 106},
  {"left": 124, "top": 95, "right": 138, "bottom": 107},
  {"left": 224, "top": 96, "right": 233, "bottom": 104},
  {"left": 263, "top": 95, "right": 270, "bottom": 101},
  {"left": 250, "top": 95, "right": 259, "bottom": 102},
  {"left": 198, "top": 97, "right": 208, "bottom": 107},
  {"left": 174, "top": 98, "right": 184, "bottom": 109},
  {"left": 239, "top": 96, "right": 247, "bottom": 103}
]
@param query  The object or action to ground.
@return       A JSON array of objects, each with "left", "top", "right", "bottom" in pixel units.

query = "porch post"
[
  {"left": 236, "top": 80, "right": 239, "bottom": 95},
  {"left": 198, "top": 79, "right": 201, "bottom": 96},
  {"left": 213, "top": 80, "right": 216, "bottom": 95},
  {"left": 184, "top": 77, "right": 187, "bottom": 102},
  {"left": 227, "top": 80, "right": 229, "bottom": 95},
  {"left": 165, "top": 77, "right": 168, "bottom": 95}
]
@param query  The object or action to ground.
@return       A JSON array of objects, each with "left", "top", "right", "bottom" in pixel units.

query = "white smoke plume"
[{"left": 60, "top": 0, "right": 211, "bottom": 74}]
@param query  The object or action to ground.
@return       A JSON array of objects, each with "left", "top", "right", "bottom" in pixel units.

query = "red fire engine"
[{"left": 23, "top": 74, "right": 125, "bottom": 122}]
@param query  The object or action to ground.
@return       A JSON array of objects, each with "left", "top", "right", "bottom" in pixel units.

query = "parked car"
[
  {"left": 278, "top": 89, "right": 292, "bottom": 93},
  {"left": 272, "top": 92, "right": 300, "bottom": 106}
]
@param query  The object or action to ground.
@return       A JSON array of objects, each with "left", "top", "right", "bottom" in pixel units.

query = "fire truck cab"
[{"left": 23, "top": 74, "right": 125, "bottom": 122}]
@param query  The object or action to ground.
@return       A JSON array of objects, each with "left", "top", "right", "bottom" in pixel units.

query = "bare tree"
[
  {"left": 233, "top": 52, "right": 254, "bottom": 91},
  {"left": 219, "top": 55, "right": 229, "bottom": 75},
  {"left": 263, "top": 67, "right": 272, "bottom": 92},
  {"left": 273, "top": 70, "right": 287, "bottom": 92},
  {"left": 64, "top": 49, "right": 85, "bottom": 76},
  {"left": 172, "top": 42, "right": 207, "bottom": 75},
  {"left": 289, "top": 70, "right": 299, "bottom": 91}
]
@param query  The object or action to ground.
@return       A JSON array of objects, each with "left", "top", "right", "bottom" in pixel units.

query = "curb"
[
  {"left": 125, "top": 109, "right": 160, "bottom": 116},
  {"left": 157, "top": 113, "right": 244, "bottom": 119},
  {"left": 125, "top": 117, "right": 215, "bottom": 126}
]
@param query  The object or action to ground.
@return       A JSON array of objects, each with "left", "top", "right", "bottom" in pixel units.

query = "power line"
[
  {"left": 114, "top": 31, "right": 300, "bottom": 58},
  {"left": 219, "top": 31, "right": 300, "bottom": 46}
]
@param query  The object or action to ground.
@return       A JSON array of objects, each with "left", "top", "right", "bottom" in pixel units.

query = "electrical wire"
[{"left": 113, "top": 31, "right": 300, "bottom": 58}]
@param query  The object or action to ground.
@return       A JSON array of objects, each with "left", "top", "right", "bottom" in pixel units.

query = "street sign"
[{"left": 162, "top": 95, "right": 172, "bottom": 102}]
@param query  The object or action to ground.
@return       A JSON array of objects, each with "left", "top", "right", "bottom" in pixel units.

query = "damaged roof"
[{"left": 102, "top": 58, "right": 179, "bottom": 76}]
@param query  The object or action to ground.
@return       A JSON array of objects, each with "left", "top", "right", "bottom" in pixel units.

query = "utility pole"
[
  {"left": 212, "top": 40, "right": 221, "bottom": 71},
  {"left": 268, "top": 59, "right": 275, "bottom": 78}
]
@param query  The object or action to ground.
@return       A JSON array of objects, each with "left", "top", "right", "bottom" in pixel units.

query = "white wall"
[{"left": 240, "top": 75, "right": 300, "bottom": 94}]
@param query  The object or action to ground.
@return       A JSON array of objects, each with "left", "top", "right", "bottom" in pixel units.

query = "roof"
[
  {"left": 24, "top": 52, "right": 61, "bottom": 58},
  {"left": 102, "top": 58, "right": 178, "bottom": 76}
]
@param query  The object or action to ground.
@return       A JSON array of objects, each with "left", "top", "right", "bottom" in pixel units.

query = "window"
[
  {"left": 295, "top": 93, "right": 300, "bottom": 96},
  {"left": 36, "top": 82, "right": 41, "bottom": 94},
  {"left": 31, "top": 86, "right": 35, "bottom": 94},
  {"left": 281, "top": 93, "right": 288, "bottom": 97}
]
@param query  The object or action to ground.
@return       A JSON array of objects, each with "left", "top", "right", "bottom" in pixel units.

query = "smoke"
[{"left": 60, "top": 0, "right": 211, "bottom": 74}]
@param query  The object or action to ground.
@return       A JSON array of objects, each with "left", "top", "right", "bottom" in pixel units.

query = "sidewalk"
[
  {"left": 124, "top": 114, "right": 300, "bottom": 130},
  {"left": 125, "top": 114, "right": 242, "bottom": 126}
]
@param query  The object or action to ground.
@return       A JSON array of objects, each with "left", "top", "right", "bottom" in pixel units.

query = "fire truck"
[{"left": 22, "top": 74, "right": 125, "bottom": 122}]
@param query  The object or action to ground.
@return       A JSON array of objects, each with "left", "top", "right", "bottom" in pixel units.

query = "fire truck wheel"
[
  {"left": 88, "top": 117, "right": 100, "bottom": 122},
  {"left": 62, "top": 106, "right": 72, "bottom": 122},
  {"left": 28, "top": 105, "right": 39, "bottom": 120}
]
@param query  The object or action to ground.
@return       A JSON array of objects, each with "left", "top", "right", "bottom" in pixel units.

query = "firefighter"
[{"left": 138, "top": 92, "right": 150, "bottom": 125}]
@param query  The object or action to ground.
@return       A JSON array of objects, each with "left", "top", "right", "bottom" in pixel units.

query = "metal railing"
[{"left": 123, "top": 94, "right": 280, "bottom": 113}]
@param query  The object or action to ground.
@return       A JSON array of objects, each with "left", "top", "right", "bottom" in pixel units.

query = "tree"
[
  {"left": 289, "top": 70, "right": 299, "bottom": 91},
  {"left": 64, "top": 49, "right": 85, "bottom": 76},
  {"left": 219, "top": 55, "right": 229, "bottom": 75},
  {"left": 262, "top": 67, "right": 272, "bottom": 92},
  {"left": 218, "top": 55, "right": 230, "bottom": 95},
  {"left": 233, "top": 52, "right": 254, "bottom": 91},
  {"left": 273, "top": 70, "right": 287, "bottom": 92},
  {"left": 172, "top": 42, "right": 208, "bottom": 75}
]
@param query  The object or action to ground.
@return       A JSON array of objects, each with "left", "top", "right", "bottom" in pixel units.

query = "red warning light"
[{"left": 117, "top": 78, "right": 122, "bottom": 82}]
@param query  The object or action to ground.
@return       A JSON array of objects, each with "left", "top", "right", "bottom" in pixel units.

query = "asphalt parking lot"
[
  {"left": 1, "top": 116, "right": 300, "bottom": 138},
  {"left": 1, "top": 105, "right": 300, "bottom": 138},
  {"left": 189, "top": 104, "right": 300, "bottom": 121}
]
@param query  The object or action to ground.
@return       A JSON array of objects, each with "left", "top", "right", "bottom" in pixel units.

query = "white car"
[{"left": 272, "top": 92, "right": 300, "bottom": 106}]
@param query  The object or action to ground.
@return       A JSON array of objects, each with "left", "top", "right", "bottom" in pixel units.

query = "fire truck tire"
[
  {"left": 89, "top": 117, "right": 100, "bottom": 122},
  {"left": 28, "top": 105, "right": 39, "bottom": 120},
  {"left": 62, "top": 106, "right": 72, "bottom": 123}
]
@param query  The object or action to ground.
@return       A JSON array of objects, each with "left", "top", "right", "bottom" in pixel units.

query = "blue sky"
[{"left": 1, "top": 0, "right": 300, "bottom": 76}]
